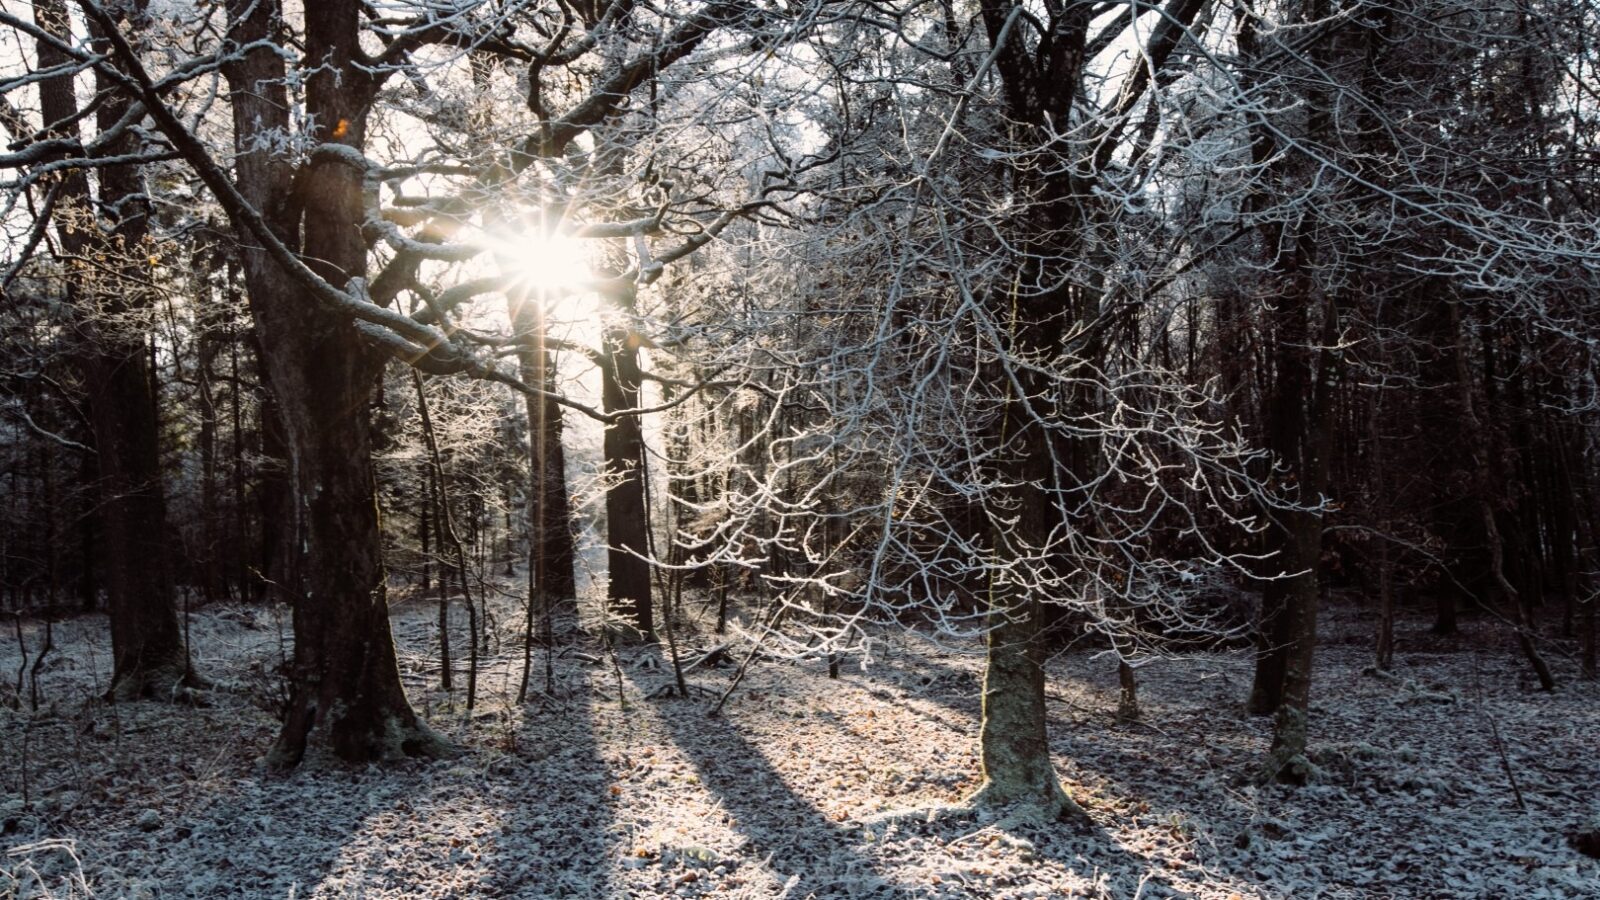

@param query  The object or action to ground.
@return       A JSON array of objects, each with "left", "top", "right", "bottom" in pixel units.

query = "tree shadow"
[
  {"left": 766, "top": 646, "right": 1278, "bottom": 898},
  {"left": 638, "top": 646, "right": 1252, "bottom": 899},
  {"left": 475, "top": 657, "right": 617, "bottom": 898},
  {"left": 639, "top": 668, "right": 911, "bottom": 896},
  {"left": 0, "top": 598, "right": 623, "bottom": 899}
]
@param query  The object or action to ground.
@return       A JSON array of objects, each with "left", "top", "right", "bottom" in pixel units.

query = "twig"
[
  {"left": 709, "top": 596, "right": 789, "bottom": 717},
  {"left": 1472, "top": 652, "right": 1527, "bottom": 812}
]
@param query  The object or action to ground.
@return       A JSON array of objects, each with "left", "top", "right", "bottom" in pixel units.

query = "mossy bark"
[{"left": 970, "top": 597, "right": 1082, "bottom": 821}]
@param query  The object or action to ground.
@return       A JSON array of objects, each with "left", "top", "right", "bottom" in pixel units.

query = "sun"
[{"left": 501, "top": 231, "right": 594, "bottom": 296}]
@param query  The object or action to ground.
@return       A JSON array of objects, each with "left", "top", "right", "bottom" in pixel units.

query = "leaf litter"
[{"left": 2, "top": 596, "right": 1596, "bottom": 899}]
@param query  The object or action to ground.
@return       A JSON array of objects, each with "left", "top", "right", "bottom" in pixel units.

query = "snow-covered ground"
[{"left": 2, "top": 594, "right": 1596, "bottom": 899}]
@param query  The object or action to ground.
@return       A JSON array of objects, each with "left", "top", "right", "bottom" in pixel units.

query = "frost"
[{"left": 1, "top": 603, "right": 1594, "bottom": 899}]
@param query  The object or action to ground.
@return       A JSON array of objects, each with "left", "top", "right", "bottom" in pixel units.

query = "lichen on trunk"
[{"left": 969, "top": 596, "right": 1084, "bottom": 823}]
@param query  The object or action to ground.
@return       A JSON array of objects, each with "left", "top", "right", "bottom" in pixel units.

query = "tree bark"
[
  {"left": 600, "top": 282, "right": 653, "bottom": 639},
  {"left": 35, "top": 0, "right": 188, "bottom": 700},
  {"left": 221, "top": 0, "right": 446, "bottom": 765},
  {"left": 510, "top": 294, "right": 576, "bottom": 602},
  {"left": 972, "top": 595, "right": 1078, "bottom": 819}
]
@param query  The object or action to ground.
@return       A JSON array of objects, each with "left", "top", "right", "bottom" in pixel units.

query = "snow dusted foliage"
[
  {"left": 645, "top": 3, "right": 1289, "bottom": 669},
  {"left": 0, "top": 0, "right": 1597, "bottom": 892}
]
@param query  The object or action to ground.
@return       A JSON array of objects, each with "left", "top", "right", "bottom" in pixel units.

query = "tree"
[
  {"left": 27, "top": 0, "right": 190, "bottom": 700},
  {"left": 52, "top": 0, "right": 805, "bottom": 762},
  {"left": 677, "top": 0, "right": 1277, "bottom": 818}
]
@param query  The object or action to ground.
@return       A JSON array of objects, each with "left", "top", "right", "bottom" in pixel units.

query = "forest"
[{"left": 0, "top": 0, "right": 1597, "bottom": 897}]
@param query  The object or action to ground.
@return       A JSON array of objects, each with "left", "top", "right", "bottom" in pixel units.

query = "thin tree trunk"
[
  {"left": 198, "top": 327, "right": 224, "bottom": 602},
  {"left": 600, "top": 282, "right": 653, "bottom": 639},
  {"left": 426, "top": 465, "right": 451, "bottom": 693},
  {"left": 1452, "top": 307, "right": 1554, "bottom": 691},
  {"left": 1577, "top": 445, "right": 1598, "bottom": 679},
  {"left": 413, "top": 371, "right": 477, "bottom": 709},
  {"left": 1116, "top": 660, "right": 1139, "bottom": 722},
  {"left": 511, "top": 291, "right": 562, "bottom": 701},
  {"left": 1372, "top": 391, "right": 1395, "bottom": 670}
]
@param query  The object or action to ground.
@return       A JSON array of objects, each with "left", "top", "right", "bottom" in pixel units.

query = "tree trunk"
[
  {"left": 1371, "top": 392, "right": 1395, "bottom": 670},
  {"left": 1452, "top": 307, "right": 1554, "bottom": 691},
  {"left": 510, "top": 295, "right": 576, "bottom": 600},
  {"left": 77, "top": 454, "right": 98, "bottom": 613},
  {"left": 1577, "top": 444, "right": 1598, "bottom": 679},
  {"left": 963, "top": 0, "right": 1104, "bottom": 821},
  {"left": 972, "top": 595, "right": 1078, "bottom": 819},
  {"left": 35, "top": 0, "right": 188, "bottom": 700},
  {"left": 1248, "top": 579, "right": 1294, "bottom": 714},
  {"left": 222, "top": 0, "right": 446, "bottom": 766},
  {"left": 198, "top": 326, "right": 225, "bottom": 601},
  {"left": 1247, "top": 296, "right": 1319, "bottom": 716},
  {"left": 1116, "top": 659, "right": 1140, "bottom": 722},
  {"left": 1263, "top": 506, "right": 1324, "bottom": 783},
  {"left": 600, "top": 283, "right": 653, "bottom": 639},
  {"left": 1261, "top": 271, "right": 1338, "bottom": 782}
]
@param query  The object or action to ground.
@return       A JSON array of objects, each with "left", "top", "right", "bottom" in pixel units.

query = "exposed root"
[
  {"left": 966, "top": 778, "right": 1090, "bottom": 827},
  {"left": 1261, "top": 748, "right": 1320, "bottom": 786},
  {"left": 265, "top": 709, "right": 459, "bottom": 770},
  {"left": 858, "top": 779, "right": 1090, "bottom": 832},
  {"left": 104, "top": 663, "right": 208, "bottom": 706}
]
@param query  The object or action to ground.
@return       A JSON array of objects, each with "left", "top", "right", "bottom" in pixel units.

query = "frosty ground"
[{"left": 2, "top": 592, "right": 1596, "bottom": 899}]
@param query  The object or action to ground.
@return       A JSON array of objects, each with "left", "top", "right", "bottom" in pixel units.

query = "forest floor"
[{"left": 2, "top": 588, "right": 1597, "bottom": 899}]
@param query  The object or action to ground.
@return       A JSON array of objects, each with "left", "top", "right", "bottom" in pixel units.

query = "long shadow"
[
  {"left": 160, "top": 760, "right": 465, "bottom": 898},
  {"left": 476, "top": 628, "right": 616, "bottom": 898},
  {"left": 788, "top": 647, "right": 1273, "bottom": 897},
  {"left": 156, "top": 608, "right": 614, "bottom": 898},
  {"left": 0, "top": 607, "right": 426, "bottom": 898},
  {"left": 0, "top": 594, "right": 621, "bottom": 898},
  {"left": 643, "top": 649, "right": 1218, "bottom": 900},
  {"left": 643, "top": 667, "right": 909, "bottom": 897}
]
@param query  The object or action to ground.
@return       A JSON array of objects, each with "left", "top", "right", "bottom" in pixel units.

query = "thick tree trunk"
[
  {"left": 1263, "top": 509, "right": 1324, "bottom": 783},
  {"left": 83, "top": 345, "right": 188, "bottom": 700},
  {"left": 266, "top": 350, "right": 447, "bottom": 764},
  {"left": 35, "top": 0, "right": 188, "bottom": 699},
  {"left": 222, "top": 0, "right": 446, "bottom": 765},
  {"left": 966, "top": 351, "right": 1079, "bottom": 818}
]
